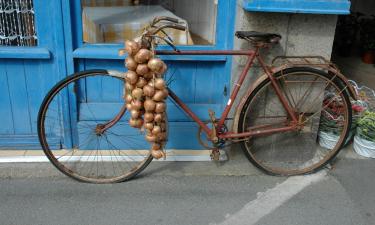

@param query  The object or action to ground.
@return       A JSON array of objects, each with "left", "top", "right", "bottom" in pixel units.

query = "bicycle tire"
[
  {"left": 37, "top": 70, "right": 153, "bottom": 183},
  {"left": 238, "top": 67, "right": 352, "bottom": 176}
]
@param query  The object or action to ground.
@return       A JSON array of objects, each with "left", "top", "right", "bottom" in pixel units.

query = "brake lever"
[
  {"left": 160, "top": 29, "right": 174, "bottom": 43},
  {"left": 148, "top": 35, "right": 180, "bottom": 52}
]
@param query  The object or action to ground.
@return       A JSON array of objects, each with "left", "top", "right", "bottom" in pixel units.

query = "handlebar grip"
[
  {"left": 162, "top": 16, "right": 179, "bottom": 23},
  {"left": 152, "top": 16, "right": 179, "bottom": 25},
  {"left": 171, "top": 24, "right": 186, "bottom": 31},
  {"left": 151, "top": 24, "right": 186, "bottom": 34}
]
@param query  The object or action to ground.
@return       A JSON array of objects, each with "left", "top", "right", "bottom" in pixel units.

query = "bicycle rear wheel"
[
  {"left": 38, "top": 70, "right": 153, "bottom": 183},
  {"left": 238, "top": 67, "right": 352, "bottom": 175}
]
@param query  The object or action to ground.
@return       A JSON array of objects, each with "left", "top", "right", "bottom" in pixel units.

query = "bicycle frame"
[{"left": 155, "top": 47, "right": 299, "bottom": 140}]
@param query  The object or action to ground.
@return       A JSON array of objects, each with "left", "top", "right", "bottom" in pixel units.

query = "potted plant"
[
  {"left": 354, "top": 111, "right": 375, "bottom": 158},
  {"left": 318, "top": 99, "right": 364, "bottom": 149},
  {"left": 361, "top": 40, "right": 375, "bottom": 64}
]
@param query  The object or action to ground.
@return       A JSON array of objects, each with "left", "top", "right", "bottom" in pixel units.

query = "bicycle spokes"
[{"left": 240, "top": 69, "right": 351, "bottom": 175}]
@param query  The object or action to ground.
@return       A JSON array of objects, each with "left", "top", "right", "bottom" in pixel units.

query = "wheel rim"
[
  {"left": 241, "top": 71, "right": 351, "bottom": 175},
  {"left": 39, "top": 72, "right": 152, "bottom": 183}
]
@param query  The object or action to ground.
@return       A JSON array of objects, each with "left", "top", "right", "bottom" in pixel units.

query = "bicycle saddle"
[{"left": 235, "top": 31, "right": 282, "bottom": 43}]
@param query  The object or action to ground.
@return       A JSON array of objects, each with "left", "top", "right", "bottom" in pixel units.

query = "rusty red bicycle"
[{"left": 38, "top": 17, "right": 356, "bottom": 183}]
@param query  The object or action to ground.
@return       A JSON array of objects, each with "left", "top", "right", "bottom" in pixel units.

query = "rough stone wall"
[{"left": 229, "top": 1, "right": 338, "bottom": 122}]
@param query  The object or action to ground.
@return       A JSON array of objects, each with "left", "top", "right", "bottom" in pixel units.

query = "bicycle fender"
[
  {"left": 231, "top": 65, "right": 357, "bottom": 134},
  {"left": 232, "top": 73, "right": 269, "bottom": 134}
]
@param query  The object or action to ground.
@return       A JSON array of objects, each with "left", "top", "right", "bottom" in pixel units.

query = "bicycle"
[{"left": 37, "top": 16, "right": 357, "bottom": 183}]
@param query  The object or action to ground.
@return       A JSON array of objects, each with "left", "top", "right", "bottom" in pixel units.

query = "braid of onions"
[{"left": 123, "top": 40, "right": 168, "bottom": 159}]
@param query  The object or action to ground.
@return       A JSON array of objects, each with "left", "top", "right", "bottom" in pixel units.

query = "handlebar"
[
  {"left": 150, "top": 23, "right": 186, "bottom": 35},
  {"left": 140, "top": 17, "right": 188, "bottom": 52},
  {"left": 152, "top": 16, "right": 179, "bottom": 26}
]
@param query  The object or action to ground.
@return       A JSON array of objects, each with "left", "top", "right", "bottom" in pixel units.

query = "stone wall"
[{"left": 229, "top": 0, "right": 338, "bottom": 122}]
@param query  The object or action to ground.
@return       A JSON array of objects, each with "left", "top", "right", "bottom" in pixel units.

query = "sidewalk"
[
  {"left": 0, "top": 143, "right": 367, "bottom": 179},
  {"left": 0, "top": 146, "right": 373, "bottom": 225}
]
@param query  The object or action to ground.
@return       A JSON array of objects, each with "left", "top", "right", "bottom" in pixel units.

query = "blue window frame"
[
  {"left": 71, "top": 0, "right": 236, "bottom": 60},
  {"left": 243, "top": 0, "right": 351, "bottom": 15}
]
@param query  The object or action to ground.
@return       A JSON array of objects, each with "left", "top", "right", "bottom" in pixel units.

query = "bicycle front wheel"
[
  {"left": 38, "top": 70, "right": 153, "bottom": 183},
  {"left": 238, "top": 67, "right": 352, "bottom": 175}
]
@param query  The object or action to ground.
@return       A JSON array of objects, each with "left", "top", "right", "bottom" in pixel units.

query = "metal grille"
[{"left": 0, "top": 0, "right": 37, "bottom": 46}]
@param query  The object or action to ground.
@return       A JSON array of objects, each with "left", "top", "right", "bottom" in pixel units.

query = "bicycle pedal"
[{"left": 210, "top": 149, "right": 228, "bottom": 161}]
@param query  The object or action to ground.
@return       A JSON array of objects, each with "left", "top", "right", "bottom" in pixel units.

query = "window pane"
[
  {"left": 0, "top": 0, "right": 37, "bottom": 46},
  {"left": 82, "top": 0, "right": 217, "bottom": 45}
]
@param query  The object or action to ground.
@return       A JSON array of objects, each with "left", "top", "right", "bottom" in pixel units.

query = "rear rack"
[
  {"left": 271, "top": 55, "right": 357, "bottom": 100},
  {"left": 272, "top": 56, "right": 340, "bottom": 71}
]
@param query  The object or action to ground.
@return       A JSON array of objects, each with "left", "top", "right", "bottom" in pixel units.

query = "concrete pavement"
[{"left": 0, "top": 147, "right": 374, "bottom": 225}]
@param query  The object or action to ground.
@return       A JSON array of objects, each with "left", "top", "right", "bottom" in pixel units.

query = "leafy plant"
[
  {"left": 319, "top": 100, "right": 364, "bottom": 135},
  {"left": 357, "top": 111, "right": 375, "bottom": 142}
]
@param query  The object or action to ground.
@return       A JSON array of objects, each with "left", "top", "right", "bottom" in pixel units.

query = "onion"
[
  {"left": 125, "top": 82, "right": 135, "bottom": 92},
  {"left": 130, "top": 109, "right": 140, "bottom": 119},
  {"left": 157, "top": 63, "right": 167, "bottom": 75},
  {"left": 125, "top": 71, "right": 138, "bottom": 85},
  {"left": 148, "top": 80, "right": 155, "bottom": 88},
  {"left": 132, "top": 88, "right": 143, "bottom": 100},
  {"left": 144, "top": 122, "right": 154, "bottom": 130},
  {"left": 136, "top": 77, "right": 147, "bottom": 88},
  {"left": 131, "top": 100, "right": 143, "bottom": 110},
  {"left": 144, "top": 99, "right": 156, "bottom": 112},
  {"left": 119, "top": 49, "right": 126, "bottom": 56},
  {"left": 144, "top": 112, "right": 154, "bottom": 122},
  {"left": 151, "top": 150, "right": 163, "bottom": 159},
  {"left": 129, "top": 118, "right": 143, "bottom": 128},
  {"left": 155, "top": 102, "right": 166, "bottom": 113},
  {"left": 143, "top": 71, "right": 154, "bottom": 80},
  {"left": 126, "top": 103, "right": 132, "bottom": 111},
  {"left": 153, "top": 90, "right": 166, "bottom": 102},
  {"left": 125, "top": 40, "right": 140, "bottom": 56},
  {"left": 125, "top": 57, "right": 138, "bottom": 71},
  {"left": 162, "top": 88, "right": 169, "bottom": 98},
  {"left": 145, "top": 134, "right": 157, "bottom": 142},
  {"left": 134, "top": 49, "right": 153, "bottom": 64},
  {"left": 154, "top": 113, "right": 163, "bottom": 123},
  {"left": 135, "top": 119, "right": 144, "bottom": 128},
  {"left": 136, "top": 64, "right": 149, "bottom": 76},
  {"left": 143, "top": 85, "right": 155, "bottom": 97},
  {"left": 158, "top": 132, "right": 167, "bottom": 141},
  {"left": 154, "top": 78, "right": 165, "bottom": 90},
  {"left": 159, "top": 122, "right": 167, "bottom": 130},
  {"left": 152, "top": 126, "right": 162, "bottom": 135},
  {"left": 147, "top": 58, "right": 164, "bottom": 72},
  {"left": 125, "top": 94, "right": 133, "bottom": 103},
  {"left": 151, "top": 143, "right": 161, "bottom": 151}
]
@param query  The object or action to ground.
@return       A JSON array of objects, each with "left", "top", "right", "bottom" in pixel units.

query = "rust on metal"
[{"left": 271, "top": 55, "right": 357, "bottom": 100}]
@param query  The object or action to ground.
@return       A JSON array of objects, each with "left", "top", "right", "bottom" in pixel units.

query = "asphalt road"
[{"left": 0, "top": 158, "right": 374, "bottom": 225}]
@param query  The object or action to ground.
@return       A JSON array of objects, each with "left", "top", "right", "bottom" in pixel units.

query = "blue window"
[
  {"left": 72, "top": 0, "right": 236, "bottom": 60},
  {"left": 243, "top": 0, "right": 351, "bottom": 15}
]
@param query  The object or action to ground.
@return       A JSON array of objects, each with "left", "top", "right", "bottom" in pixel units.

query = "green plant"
[
  {"left": 357, "top": 111, "right": 375, "bottom": 142},
  {"left": 319, "top": 100, "right": 363, "bottom": 135}
]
